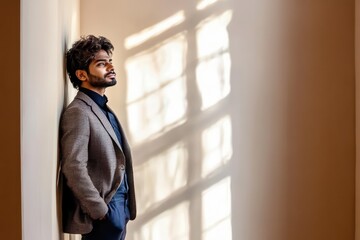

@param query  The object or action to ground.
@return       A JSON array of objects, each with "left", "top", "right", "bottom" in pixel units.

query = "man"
[{"left": 60, "top": 35, "right": 136, "bottom": 240}]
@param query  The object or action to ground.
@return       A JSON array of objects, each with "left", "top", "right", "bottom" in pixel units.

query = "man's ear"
[{"left": 75, "top": 70, "right": 88, "bottom": 82}]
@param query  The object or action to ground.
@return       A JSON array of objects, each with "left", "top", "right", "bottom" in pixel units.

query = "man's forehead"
[{"left": 93, "top": 50, "right": 111, "bottom": 59}]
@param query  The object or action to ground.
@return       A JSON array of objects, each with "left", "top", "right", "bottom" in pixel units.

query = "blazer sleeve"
[{"left": 60, "top": 106, "right": 108, "bottom": 220}]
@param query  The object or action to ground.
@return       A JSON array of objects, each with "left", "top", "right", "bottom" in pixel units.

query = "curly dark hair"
[{"left": 66, "top": 35, "right": 114, "bottom": 89}]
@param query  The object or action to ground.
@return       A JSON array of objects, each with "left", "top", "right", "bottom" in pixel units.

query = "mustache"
[{"left": 105, "top": 71, "right": 116, "bottom": 77}]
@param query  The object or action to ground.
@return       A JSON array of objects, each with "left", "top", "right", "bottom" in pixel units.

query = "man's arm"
[{"left": 61, "top": 106, "right": 108, "bottom": 220}]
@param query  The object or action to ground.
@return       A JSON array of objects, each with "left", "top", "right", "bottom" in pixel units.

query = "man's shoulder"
[
  {"left": 64, "top": 92, "right": 93, "bottom": 111},
  {"left": 66, "top": 97, "right": 86, "bottom": 109},
  {"left": 61, "top": 94, "right": 92, "bottom": 120}
]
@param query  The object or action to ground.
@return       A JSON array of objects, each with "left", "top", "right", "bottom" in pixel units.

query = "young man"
[{"left": 60, "top": 35, "right": 136, "bottom": 240}]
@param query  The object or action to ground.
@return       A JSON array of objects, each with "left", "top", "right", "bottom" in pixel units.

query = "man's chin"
[{"left": 106, "top": 79, "right": 117, "bottom": 87}]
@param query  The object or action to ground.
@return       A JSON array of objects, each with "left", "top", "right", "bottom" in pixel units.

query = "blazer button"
[{"left": 120, "top": 164, "right": 125, "bottom": 170}]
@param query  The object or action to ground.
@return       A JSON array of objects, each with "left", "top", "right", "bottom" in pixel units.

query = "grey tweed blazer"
[{"left": 60, "top": 91, "right": 136, "bottom": 234}]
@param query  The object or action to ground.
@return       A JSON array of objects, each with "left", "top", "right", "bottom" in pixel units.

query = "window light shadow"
[
  {"left": 197, "top": 0, "right": 223, "bottom": 10},
  {"left": 202, "top": 115, "right": 233, "bottom": 178},
  {"left": 125, "top": 11, "right": 185, "bottom": 50},
  {"left": 196, "top": 10, "right": 233, "bottom": 111},
  {"left": 202, "top": 177, "right": 232, "bottom": 240},
  {"left": 134, "top": 201, "right": 190, "bottom": 240},
  {"left": 125, "top": 33, "right": 188, "bottom": 144},
  {"left": 124, "top": 2, "right": 234, "bottom": 240},
  {"left": 134, "top": 142, "right": 188, "bottom": 214}
]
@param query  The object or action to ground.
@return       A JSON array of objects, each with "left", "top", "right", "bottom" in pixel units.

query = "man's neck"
[{"left": 80, "top": 84, "right": 106, "bottom": 96}]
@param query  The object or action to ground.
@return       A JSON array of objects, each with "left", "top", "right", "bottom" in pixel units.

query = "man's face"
[{"left": 87, "top": 49, "right": 117, "bottom": 88}]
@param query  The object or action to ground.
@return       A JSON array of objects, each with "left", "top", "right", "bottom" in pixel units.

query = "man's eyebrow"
[{"left": 93, "top": 58, "right": 112, "bottom": 63}]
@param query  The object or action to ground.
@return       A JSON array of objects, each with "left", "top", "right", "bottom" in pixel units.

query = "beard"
[{"left": 88, "top": 72, "right": 117, "bottom": 88}]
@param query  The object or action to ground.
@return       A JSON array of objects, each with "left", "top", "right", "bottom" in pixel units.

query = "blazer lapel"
[
  {"left": 107, "top": 105, "right": 131, "bottom": 156},
  {"left": 75, "top": 91, "right": 122, "bottom": 151}
]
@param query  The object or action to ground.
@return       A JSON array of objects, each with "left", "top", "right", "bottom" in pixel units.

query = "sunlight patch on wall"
[
  {"left": 125, "top": 11, "right": 185, "bottom": 50},
  {"left": 196, "top": 10, "right": 232, "bottom": 110},
  {"left": 126, "top": 33, "right": 188, "bottom": 144},
  {"left": 134, "top": 201, "right": 190, "bottom": 240},
  {"left": 202, "top": 177, "right": 232, "bottom": 240},
  {"left": 134, "top": 142, "right": 188, "bottom": 214},
  {"left": 202, "top": 116, "right": 232, "bottom": 178},
  {"left": 196, "top": 0, "right": 221, "bottom": 10}
]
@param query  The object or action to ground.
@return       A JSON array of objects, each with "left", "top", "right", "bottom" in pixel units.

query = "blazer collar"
[{"left": 75, "top": 91, "right": 122, "bottom": 151}]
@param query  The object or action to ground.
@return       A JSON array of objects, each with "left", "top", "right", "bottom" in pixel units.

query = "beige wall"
[
  {"left": 21, "top": 0, "right": 79, "bottom": 239},
  {"left": 232, "top": 1, "right": 355, "bottom": 239},
  {"left": 0, "top": 1, "right": 22, "bottom": 239},
  {"left": 80, "top": 0, "right": 355, "bottom": 239},
  {"left": 8, "top": 0, "right": 355, "bottom": 239}
]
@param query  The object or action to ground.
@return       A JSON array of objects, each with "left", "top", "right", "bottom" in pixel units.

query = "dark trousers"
[{"left": 82, "top": 186, "right": 130, "bottom": 240}]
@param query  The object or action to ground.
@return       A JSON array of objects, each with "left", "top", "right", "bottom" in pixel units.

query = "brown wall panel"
[{"left": 0, "top": 1, "right": 22, "bottom": 239}]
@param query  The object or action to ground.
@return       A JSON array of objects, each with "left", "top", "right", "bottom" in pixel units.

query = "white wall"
[
  {"left": 21, "top": 0, "right": 79, "bottom": 239},
  {"left": 80, "top": 0, "right": 355, "bottom": 240}
]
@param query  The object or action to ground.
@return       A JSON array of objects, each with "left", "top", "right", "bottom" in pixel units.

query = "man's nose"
[{"left": 107, "top": 62, "right": 114, "bottom": 71}]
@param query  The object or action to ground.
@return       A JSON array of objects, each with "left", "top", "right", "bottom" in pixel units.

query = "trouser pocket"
[{"left": 106, "top": 197, "right": 129, "bottom": 231}]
